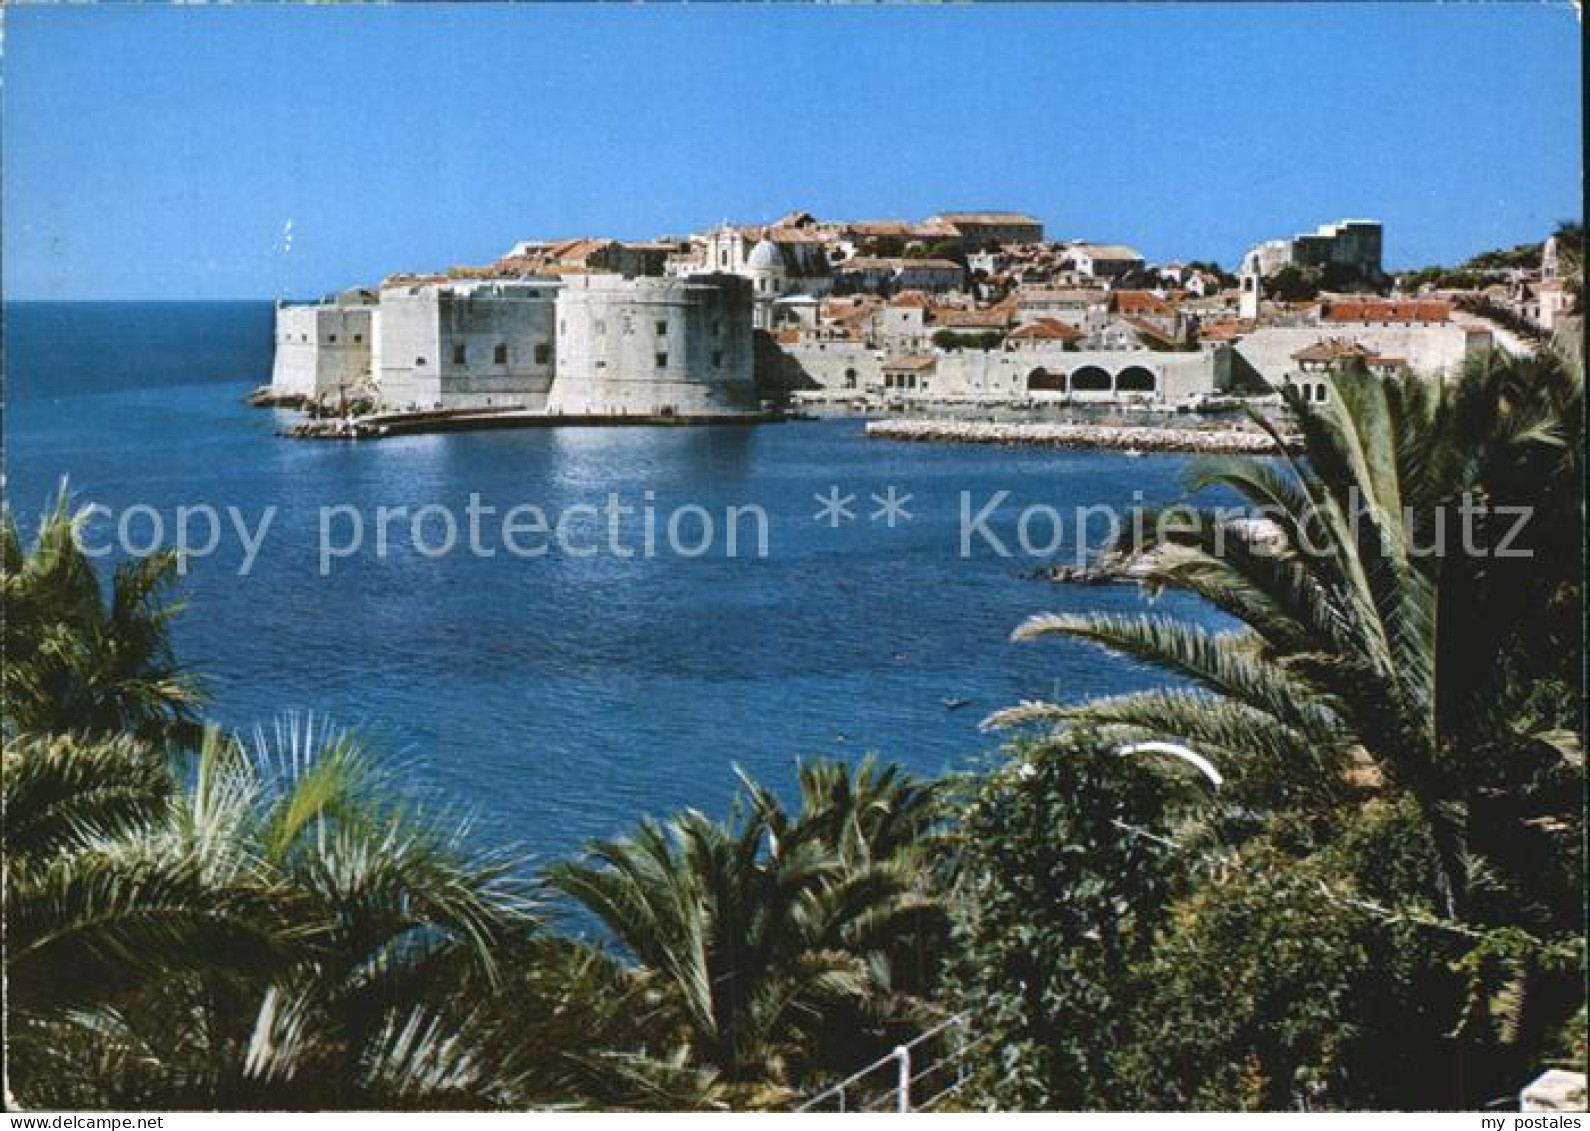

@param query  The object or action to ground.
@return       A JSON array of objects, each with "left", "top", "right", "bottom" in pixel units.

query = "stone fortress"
[
  {"left": 272, "top": 274, "right": 756, "bottom": 419},
  {"left": 268, "top": 209, "right": 1507, "bottom": 427}
]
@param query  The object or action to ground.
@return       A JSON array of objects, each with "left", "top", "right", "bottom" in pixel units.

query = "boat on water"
[{"left": 942, "top": 696, "right": 970, "bottom": 711}]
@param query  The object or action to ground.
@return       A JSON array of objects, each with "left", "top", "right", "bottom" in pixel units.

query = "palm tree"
[
  {"left": 546, "top": 761, "right": 944, "bottom": 1105},
  {"left": 993, "top": 350, "right": 1584, "bottom": 920},
  {"left": 160, "top": 716, "right": 540, "bottom": 1108},
  {"left": 2, "top": 730, "right": 292, "bottom": 1108},
  {"left": 5, "top": 718, "right": 543, "bottom": 1109},
  {"left": 746, "top": 755, "right": 941, "bottom": 870},
  {"left": 2, "top": 485, "right": 206, "bottom": 745}
]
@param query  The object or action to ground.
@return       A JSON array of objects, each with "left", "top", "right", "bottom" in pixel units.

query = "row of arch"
[{"left": 1026, "top": 365, "right": 1157, "bottom": 394}]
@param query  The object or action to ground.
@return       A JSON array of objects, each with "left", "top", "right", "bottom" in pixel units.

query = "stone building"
[
  {"left": 272, "top": 271, "right": 761, "bottom": 419},
  {"left": 833, "top": 257, "right": 964, "bottom": 295},
  {"left": 1062, "top": 243, "right": 1146, "bottom": 280},
  {"left": 1014, "top": 287, "right": 1111, "bottom": 332},
  {"left": 374, "top": 280, "right": 560, "bottom": 411},
  {"left": 545, "top": 273, "right": 757, "bottom": 416},
  {"left": 268, "top": 291, "right": 376, "bottom": 401},
  {"left": 1229, "top": 320, "right": 1490, "bottom": 388},
  {"left": 929, "top": 212, "right": 1045, "bottom": 250},
  {"left": 775, "top": 337, "right": 1228, "bottom": 407},
  {"left": 1243, "top": 219, "right": 1384, "bottom": 280}
]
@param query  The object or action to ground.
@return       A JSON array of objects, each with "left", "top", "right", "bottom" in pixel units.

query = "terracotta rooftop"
[
  {"left": 1110, "top": 290, "right": 1173, "bottom": 317},
  {"left": 822, "top": 296, "right": 884, "bottom": 327},
  {"left": 1291, "top": 339, "right": 1406, "bottom": 368},
  {"left": 936, "top": 212, "right": 1041, "bottom": 226},
  {"left": 1008, "top": 318, "right": 1085, "bottom": 343},
  {"left": 841, "top": 221, "right": 940, "bottom": 239},
  {"left": 1292, "top": 339, "right": 1376, "bottom": 363},
  {"left": 545, "top": 238, "right": 617, "bottom": 262},
  {"left": 1321, "top": 299, "right": 1452, "bottom": 324},
  {"left": 1068, "top": 243, "right": 1144, "bottom": 262},
  {"left": 930, "top": 306, "right": 1016, "bottom": 330},
  {"left": 1197, "top": 319, "right": 1254, "bottom": 342}
]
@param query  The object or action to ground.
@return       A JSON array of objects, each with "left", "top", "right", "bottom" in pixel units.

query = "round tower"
[{"left": 547, "top": 274, "right": 758, "bottom": 417}]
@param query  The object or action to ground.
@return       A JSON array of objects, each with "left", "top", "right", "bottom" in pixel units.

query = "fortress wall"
[
  {"left": 1233, "top": 324, "right": 1484, "bottom": 385},
  {"left": 270, "top": 304, "right": 373, "bottom": 399},
  {"left": 776, "top": 342, "right": 1225, "bottom": 404},
  {"left": 432, "top": 283, "right": 558, "bottom": 410},
  {"left": 546, "top": 274, "right": 757, "bottom": 416},
  {"left": 374, "top": 283, "right": 558, "bottom": 411},
  {"left": 372, "top": 289, "right": 444, "bottom": 408},
  {"left": 770, "top": 341, "right": 881, "bottom": 394}
]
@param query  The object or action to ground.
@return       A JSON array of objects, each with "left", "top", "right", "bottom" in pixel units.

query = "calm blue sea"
[{"left": 4, "top": 301, "right": 1221, "bottom": 864}]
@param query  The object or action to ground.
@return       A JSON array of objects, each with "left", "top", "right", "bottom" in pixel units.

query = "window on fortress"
[
  {"left": 416, "top": 357, "right": 427, "bottom": 366},
  {"left": 494, "top": 343, "right": 508, "bottom": 364},
  {"left": 329, "top": 334, "right": 337, "bottom": 343},
  {"left": 655, "top": 321, "right": 667, "bottom": 336},
  {"left": 354, "top": 334, "right": 363, "bottom": 343},
  {"left": 712, "top": 350, "right": 723, "bottom": 368},
  {"left": 453, "top": 344, "right": 467, "bottom": 365},
  {"left": 655, "top": 353, "right": 668, "bottom": 369},
  {"left": 535, "top": 343, "right": 550, "bottom": 365}
]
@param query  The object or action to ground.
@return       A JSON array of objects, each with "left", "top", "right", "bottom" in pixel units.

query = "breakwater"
[{"left": 864, "top": 418, "right": 1293, "bottom": 454}]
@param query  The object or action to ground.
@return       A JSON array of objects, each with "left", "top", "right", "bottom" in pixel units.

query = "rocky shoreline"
[
  {"left": 281, "top": 406, "right": 789, "bottom": 440},
  {"left": 864, "top": 418, "right": 1294, "bottom": 454}
]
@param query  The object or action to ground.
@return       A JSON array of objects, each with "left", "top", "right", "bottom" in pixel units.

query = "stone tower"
[
  {"left": 1238, "top": 258, "right": 1262, "bottom": 321},
  {"left": 546, "top": 273, "right": 758, "bottom": 417}
]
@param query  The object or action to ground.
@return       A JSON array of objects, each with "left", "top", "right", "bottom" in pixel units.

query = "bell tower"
[{"left": 1238, "top": 258, "right": 1262, "bottom": 321}]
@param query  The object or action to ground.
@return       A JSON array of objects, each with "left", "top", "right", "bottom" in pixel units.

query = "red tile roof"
[
  {"left": 1292, "top": 339, "right": 1375, "bottom": 363},
  {"left": 1291, "top": 338, "right": 1406, "bottom": 368},
  {"left": 935, "top": 212, "right": 1041, "bottom": 226},
  {"left": 929, "top": 305, "right": 1016, "bottom": 329},
  {"left": 1321, "top": 299, "right": 1451, "bottom": 324},
  {"left": 1197, "top": 319, "right": 1253, "bottom": 342},
  {"left": 1008, "top": 318, "right": 1085, "bottom": 343},
  {"left": 1110, "top": 290, "right": 1173, "bottom": 317}
]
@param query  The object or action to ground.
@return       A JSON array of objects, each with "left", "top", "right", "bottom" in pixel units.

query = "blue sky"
[{"left": 2, "top": 5, "right": 1581, "bottom": 299}]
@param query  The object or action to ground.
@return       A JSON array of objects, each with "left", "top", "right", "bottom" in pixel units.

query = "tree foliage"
[{"left": 3, "top": 486, "right": 206, "bottom": 746}]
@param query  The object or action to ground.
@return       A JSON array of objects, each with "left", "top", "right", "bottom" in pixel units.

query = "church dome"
[{"left": 745, "top": 238, "right": 785, "bottom": 272}]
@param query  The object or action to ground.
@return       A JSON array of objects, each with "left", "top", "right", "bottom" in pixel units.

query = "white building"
[
  {"left": 269, "top": 291, "right": 376, "bottom": 401},
  {"left": 374, "top": 280, "right": 560, "bottom": 411},
  {"left": 546, "top": 273, "right": 757, "bottom": 416},
  {"left": 1062, "top": 243, "right": 1146, "bottom": 280},
  {"left": 833, "top": 256, "right": 964, "bottom": 295},
  {"left": 929, "top": 212, "right": 1045, "bottom": 250}
]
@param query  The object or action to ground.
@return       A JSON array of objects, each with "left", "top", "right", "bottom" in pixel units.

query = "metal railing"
[{"left": 794, "top": 1014, "right": 985, "bottom": 1112}]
